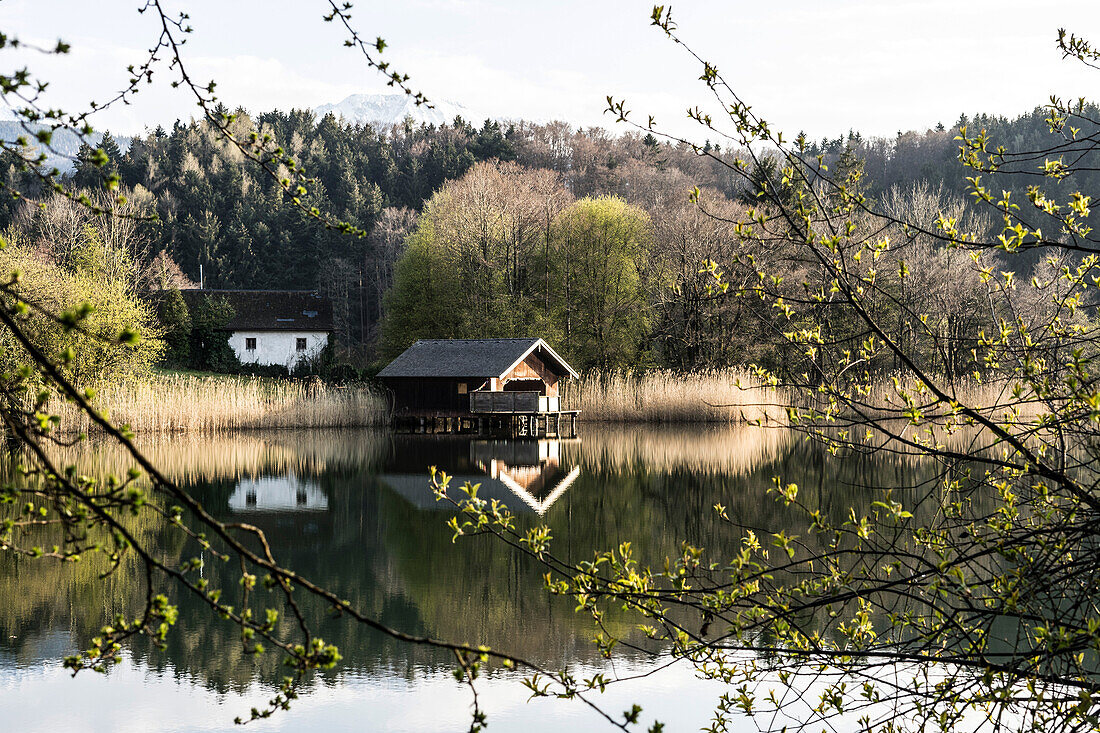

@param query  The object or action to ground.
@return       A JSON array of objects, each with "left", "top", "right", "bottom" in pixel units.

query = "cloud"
[
  {"left": 187, "top": 54, "right": 361, "bottom": 114},
  {"left": 6, "top": 1, "right": 1100, "bottom": 140}
]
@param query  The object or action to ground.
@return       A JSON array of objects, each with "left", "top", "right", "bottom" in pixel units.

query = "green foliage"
[
  {"left": 0, "top": 237, "right": 163, "bottom": 382},
  {"left": 186, "top": 294, "right": 238, "bottom": 372},
  {"left": 72, "top": 134, "right": 122, "bottom": 192},
  {"left": 380, "top": 164, "right": 651, "bottom": 368},
  {"left": 550, "top": 196, "right": 652, "bottom": 369},
  {"left": 1, "top": 108, "right": 769, "bottom": 357},
  {"left": 9, "top": 84, "right": 1100, "bottom": 364},
  {"left": 379, "top": 215, "right": 455, "bottom": 355},
  {"left": 379, "top": 160, "right": 570, "bottom": 358},
  {"left": 156, "top": 288, "right": 191, "bottom": 367},
  {"left": 738, "top": 154, "right": 780, "bottom": 205}
]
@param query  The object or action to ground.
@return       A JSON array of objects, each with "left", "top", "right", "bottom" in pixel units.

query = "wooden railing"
[{"left": 470, "top": 391, "right": 561, "bottom": 413}]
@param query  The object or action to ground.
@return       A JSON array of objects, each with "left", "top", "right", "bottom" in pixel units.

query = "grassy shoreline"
[
  {"left": 52, "top": 369, "right": 1022, "bottom": 435},
  {"left": 55, "top": 374, "right": 389, "bottom": 434},
  {"left": 55, "top": 368, "right": 783, "bottom": 435},
  {"left": 566, "top": 369, "right": 785, "bottom": 424}
]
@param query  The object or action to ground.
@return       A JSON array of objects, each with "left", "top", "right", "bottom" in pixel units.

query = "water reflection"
[
  {"left": 0, "top": 424, "right": 962, "bottom": 731},
  {"left": 229, "top": 475, "right": 329, "bottom": 513},
  {"left": 381, "top": 438, "right": 581, "bottom": 515}
]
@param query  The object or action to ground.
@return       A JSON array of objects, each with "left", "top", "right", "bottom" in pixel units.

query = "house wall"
[
  {"left": 228, "top": 331, "right": 328, "bottom": 368},
  {"left": 503, "top": 353, "right": 559, "bottom": 396},
  {"left": 382, "top": 377, "right": 490, "bottom": 414}
]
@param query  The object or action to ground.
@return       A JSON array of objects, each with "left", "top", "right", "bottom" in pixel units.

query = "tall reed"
[
  {"left": 53, "top": 375, "right": 389, "bottom": 434},
  {"left": 567, "top": 423, "right": 793, "bottom": 477},
  {"left": 807, "top": 374, "right": 1049, "bottom": 422},
  {"left": 47, "top": 429, "right": 392, "bottom": 483},
  {"left": 563, "top": 369, "right": 786, "bottom": 424}
]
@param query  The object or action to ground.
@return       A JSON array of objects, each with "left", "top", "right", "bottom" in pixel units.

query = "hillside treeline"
[
  {"left": 381, "top": 158, "right": 1016, "bottom": 380},
  {"left": 2, "top": 104, "right": 1096, "bottom": 373}
]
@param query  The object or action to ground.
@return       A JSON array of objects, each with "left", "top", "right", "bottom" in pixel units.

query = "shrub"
[
  {"left": 0, "top": 239, "right": 164, "bottom": 382},
  {"left": 187, "top": 294, "right": 239, "bottom": 372},
  {"left": 157, "top": 288, "right": 191, "bottom": 367}
]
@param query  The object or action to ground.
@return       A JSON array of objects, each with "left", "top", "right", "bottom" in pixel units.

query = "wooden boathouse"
[{"left": 377, "top": 338, "right": 580, "bottom": 437}]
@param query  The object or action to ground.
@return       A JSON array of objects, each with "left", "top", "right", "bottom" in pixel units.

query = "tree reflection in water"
[{"left": 0, "top": 424, "right": 963, "bottom": 728}]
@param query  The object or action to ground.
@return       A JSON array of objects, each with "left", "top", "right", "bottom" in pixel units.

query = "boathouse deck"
[
  {"left": 393, "top": 391, "right": 578, "bottom": 437},
  {"left": 469, "top": 391, "right": 561, "bottom": 413},
  {"left": 379, "top": 338, "right": 581, "bottom": 438}
]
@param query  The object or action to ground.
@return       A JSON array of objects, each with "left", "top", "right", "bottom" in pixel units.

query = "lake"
[{"left": 0, "top": 425, "right": 939, "bottom": 732}]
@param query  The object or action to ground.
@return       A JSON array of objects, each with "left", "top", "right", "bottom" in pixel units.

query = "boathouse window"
[
  {"left": 296, "top": 338, "right": 307, "bottom": 352},
  {"left": 457, "top": 382, "right": 468, "bottom": 394},
  {"left": 245, "top": 337, "right": 257, "bottom": 351}
]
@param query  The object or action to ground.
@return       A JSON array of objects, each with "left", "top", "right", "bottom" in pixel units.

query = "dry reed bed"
[
  {"left": 54, "top": 375, "right": 389, "bottom": 435},
  {"left": 569, "top": 423, "right": 793, "bottom": 477},
  {"left": 810, "top": 376, "right": 1050, "bottom": 422},
  {"left": 563, "top": 369, "right": 787, "bottom": 424},
  {"left": 48, "top": 370, "right": 1039, "bottom": 437},
  {"left": 53, "top": 424, "right": 789, "bottom": 486},
  {"left": 48, "top": 429, "right": 392, "bottom": 484}
]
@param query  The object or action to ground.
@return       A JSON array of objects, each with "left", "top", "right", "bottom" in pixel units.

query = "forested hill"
[
  {"left": 1, "top": 103, "right": 1097, "bottom": 363},
  {"left": 816, "top": 106, "right": 1100, "bottom": 201}
]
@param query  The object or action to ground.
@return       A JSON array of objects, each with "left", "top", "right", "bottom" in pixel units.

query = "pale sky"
[{"left": 4, "top": 0, "right": 1100, "bottom": 141}]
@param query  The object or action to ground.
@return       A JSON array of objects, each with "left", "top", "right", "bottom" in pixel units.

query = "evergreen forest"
[{"left": 4, "top": 104, "right": 1099, "bottom": 374}]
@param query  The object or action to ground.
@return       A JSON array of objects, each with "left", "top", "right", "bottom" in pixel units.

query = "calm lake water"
[{"left": 0, "top": 425, "right": 938, "bottom": 732}]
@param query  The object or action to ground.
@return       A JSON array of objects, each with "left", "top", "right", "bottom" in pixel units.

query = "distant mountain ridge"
[
  {"left": 314, "top": 93, "right": 487, "bottom": 128},
  {"left": 0, "top": 122, "right": 131, "bottom": 173},
  {"left": 0, "top": 93, "right": 484, "bottom": 174}
]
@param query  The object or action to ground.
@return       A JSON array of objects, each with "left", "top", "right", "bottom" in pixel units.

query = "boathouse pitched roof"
[
  {"left": 377, "top": 338, "right": 578, "bottom": 379},
  {"left": 174, "top": 289, "right": 334, "bottom": 332}
]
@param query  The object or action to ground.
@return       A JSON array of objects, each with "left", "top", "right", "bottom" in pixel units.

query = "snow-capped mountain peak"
[{"left": 314, "top": 94, "right": 482, "bottom": 128}]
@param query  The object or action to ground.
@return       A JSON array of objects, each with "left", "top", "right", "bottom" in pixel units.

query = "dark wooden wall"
[{"left": 381, "top": 377, "right": 488, "bottom": 415}]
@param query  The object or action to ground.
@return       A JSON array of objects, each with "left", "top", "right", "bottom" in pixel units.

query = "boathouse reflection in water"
[{"left": 379, "top": 437, "right": 581, "bottom": 515}]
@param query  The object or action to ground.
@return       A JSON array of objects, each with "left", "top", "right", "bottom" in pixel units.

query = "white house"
[
  {"left": 228, "top": 475, "right": 328, "bottom": 513},
  {"left": 180, "top": 289, "right": 333, "bottom": 369}
]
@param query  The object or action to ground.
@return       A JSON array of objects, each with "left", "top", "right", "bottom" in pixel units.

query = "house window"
[
  {"left": 245, "top": 337, "right": 257, "bottom": 351},
  {"left": 457, "top": 382, "right": 467, "bottom": 395},
  {"left": 296, "top": 337, "right": 307, "bottom": 352}
]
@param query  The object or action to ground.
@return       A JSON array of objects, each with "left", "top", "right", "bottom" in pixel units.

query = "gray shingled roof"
[
  {"left": 378, "top": 338, "right": 576, "bottom": 379},
  {"left": 173, "top": 290, "right": 334, "bottom": 332}
]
